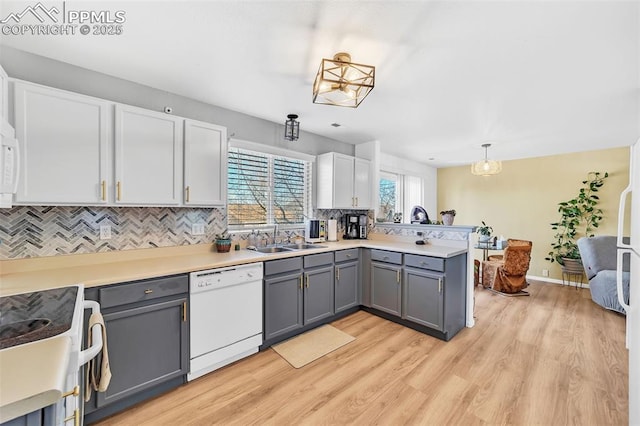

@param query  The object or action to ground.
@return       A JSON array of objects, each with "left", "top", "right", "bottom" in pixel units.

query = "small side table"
[
  {"left": 474, "top": 244, "right": 503, "bottom": 261},
  {"left": 562, "top": 271, "right": 585, "bottom": 289},
  {"left": 474, "top": 244, "right": 504, "bottom": 286}
]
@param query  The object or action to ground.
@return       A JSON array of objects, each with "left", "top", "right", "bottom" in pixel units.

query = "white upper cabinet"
[
  {"left": 184, "top": 119, "right": 227, "bottom": 206},
  {"left": 13, "top": 81, "right": 109, "bottom": 205},
  {"left": 354, "top": 157, "right": 372, "bottom": 209},
  {"left": 114, "top": 104, "right": 183, "bottom": 206},
  {"left": 317, "top": 152, "right": 371, "bottom": 209}
]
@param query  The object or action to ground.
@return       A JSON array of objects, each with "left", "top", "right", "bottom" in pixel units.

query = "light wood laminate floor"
[{"left": 96, "top": 280, "right": 628, "bottom": 425}]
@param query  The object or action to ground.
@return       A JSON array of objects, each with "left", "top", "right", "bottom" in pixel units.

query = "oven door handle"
[{"left": 80, "top": 300, "right": 104, "bottom": 366}]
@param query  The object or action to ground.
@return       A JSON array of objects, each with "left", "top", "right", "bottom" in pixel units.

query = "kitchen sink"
[
  {"left": 254, "top": 246, "right": 295, "bottom": 253},
  {"left": 250, "top": 244, "right": 328, "bottom": 254},
  {"left": 282, "top": 244, "right": 328, "bottom": 250}
]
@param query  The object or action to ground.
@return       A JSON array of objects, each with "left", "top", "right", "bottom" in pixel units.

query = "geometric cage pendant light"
[
  {"left": 284, "top": 114, "right": 300, "bottom": 141},
  {"left": 471, "top": 143, "right": 502, "bottom": 176},
  {"left": 312, "top": 52, "right": 375, "bottom": 108}
]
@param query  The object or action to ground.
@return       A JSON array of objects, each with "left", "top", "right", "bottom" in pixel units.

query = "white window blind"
[
  {"left": 228, "top": 147, "right": 312, "bottom": 226},
  {"left": 378, "top": 171, "right": 424, "bottom": 223}
]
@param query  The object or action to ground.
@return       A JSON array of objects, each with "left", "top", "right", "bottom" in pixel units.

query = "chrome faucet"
[{"left": 273, "top": 223, "right": 279, "bottom": 246}]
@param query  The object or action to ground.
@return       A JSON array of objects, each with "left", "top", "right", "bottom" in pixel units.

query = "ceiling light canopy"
[
  {"left": 471, "top": 143, "right": 502, "bottom": 176},
  {"left": 312, "top": 52, "right": 375, "bottom": 108},
  {"left": 284, "top": 114, "right": 300, "bottom": 141}
]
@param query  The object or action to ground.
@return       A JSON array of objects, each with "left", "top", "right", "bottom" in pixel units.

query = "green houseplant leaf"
[{"left": 546, "top": 172, "right": 608, "bottom": 265}]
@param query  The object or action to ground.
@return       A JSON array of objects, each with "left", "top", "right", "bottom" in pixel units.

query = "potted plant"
[
  {"left": 215, "top": 232, "right": 232, "bottom": 253},
  {"left": 477, "top": 221, "right": 493, "bottom": 245},
  {"left": 440, "top": 209, "right": 456, "bottom": 226},
  {"left": 546, "top": 171, "right": 608, "bottom": 271}
]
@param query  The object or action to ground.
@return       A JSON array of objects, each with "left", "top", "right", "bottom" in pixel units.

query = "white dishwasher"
[{"left": 188, "top": 262, "right": 263, "bottom": 381}]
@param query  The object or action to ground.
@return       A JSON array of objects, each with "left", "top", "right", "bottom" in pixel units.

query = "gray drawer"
[
  {"left": 264, "top": 256, "right": 302, "bottom": 276},
  {"left": 99, "top": 274, "right": 188, "bottom": 309},
  {"left": 404, "top": 254, "right": 445, "bottom": 272},
  {"left": 304, "top": 252, "right": 334, "bottom": 268},
  {"left": 335, "top": 248, "right": 359, "bottom": 263},
  {"left": 370, "top": 249, "right": 402, "bottom": 265}
]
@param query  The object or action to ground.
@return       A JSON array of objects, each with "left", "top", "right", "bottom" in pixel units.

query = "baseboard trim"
[{"left": 526, "top": 275, "right": 589, "bottom": 289}]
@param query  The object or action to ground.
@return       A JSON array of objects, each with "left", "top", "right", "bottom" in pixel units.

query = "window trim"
[
  {"left": 227, "top": 140, "right": 313, "bottom": 231},
  {"left": 229, "top": 138, "right": 315, "bottom": 163}
]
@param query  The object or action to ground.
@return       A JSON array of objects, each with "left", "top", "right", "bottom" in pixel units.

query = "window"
[
  {"left": 378, "top": 171, "right": 424, "bottom": 223},
  {"left": 228, "top": 147, "right": 312, "bottom": 227},
  {"left": 378, "top": 172, "right": 399, "bottom": 222}
]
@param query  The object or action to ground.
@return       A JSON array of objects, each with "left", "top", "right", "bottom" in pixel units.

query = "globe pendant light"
[{"left": 471, "top": 143, "right": 502, "bottom": 176}]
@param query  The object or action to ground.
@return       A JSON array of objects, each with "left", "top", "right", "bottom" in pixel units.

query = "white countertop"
[{"left": 0, "top": 239, "right": 467, "bottom": 297}]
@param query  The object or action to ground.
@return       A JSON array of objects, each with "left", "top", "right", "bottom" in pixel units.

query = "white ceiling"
[{"left": 1, "top": 1, "right": 638, "bottom": 167}]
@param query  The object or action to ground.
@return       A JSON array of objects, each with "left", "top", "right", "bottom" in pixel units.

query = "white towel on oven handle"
[{"left": 84, "top": 311, "right": 111, "bottom": 402}]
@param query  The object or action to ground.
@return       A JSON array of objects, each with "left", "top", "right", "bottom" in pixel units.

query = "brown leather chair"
[{"left": 482, "top": 239, "right": 532, "bottom": 295}]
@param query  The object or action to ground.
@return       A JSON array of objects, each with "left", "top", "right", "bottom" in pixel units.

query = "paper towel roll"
[{"left": 327, "top": 219, "right": 338, "bottom": 241}]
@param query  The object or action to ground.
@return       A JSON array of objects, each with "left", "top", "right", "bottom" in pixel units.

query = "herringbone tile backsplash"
[{"left": 0, "top": 206, "right": 226, "bottom": 259}]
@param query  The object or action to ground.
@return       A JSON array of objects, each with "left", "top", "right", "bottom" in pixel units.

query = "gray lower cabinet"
[
  {"left": 370, "top": 249, "right": 403, "bottom": 316},
  {"left": 365, "top": 249, "right": 467, "bottom": 341},
  {"left": 264, "top": 271, "right": 304, "bottom": 340},
  {"left": 371, "top": 261, "right": 402, "bottom": 316},
  {"left": 264, "top": 253, "right": 335, "bottom": 344},
  {"left": 83, "top": 274, "right": 189, "bottom": 424},
  {"left": 97, "top": 298, "right": 188, "bottom": 407},
  {"left": 403, "top": 268, "right": 443, "bottom": 330},
  {"left": 304, "top": 265, "right": 334, "bottom": 323},
  {"left": 335, "top": 249, "right": 359, "bottom": 313}
]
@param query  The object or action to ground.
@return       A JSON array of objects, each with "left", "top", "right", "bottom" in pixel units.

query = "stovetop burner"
[{"left": 0, "top": 287, "right": 78, "bottom": 349}]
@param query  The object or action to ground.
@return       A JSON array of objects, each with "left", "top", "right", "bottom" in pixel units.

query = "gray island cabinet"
[
  {"left": 83, "top": 274, "right": 189, "bottom": 425},
  {"left": 363, "top": 248, "right": 467, "bottom": 342}
]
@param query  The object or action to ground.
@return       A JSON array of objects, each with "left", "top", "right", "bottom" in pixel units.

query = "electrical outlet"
[
  {"left": 191, "top": 223, "right": 205, "bottom": 235},
  {"left": 542, "top": 269, "right": 549, "bottom": 277},
  {"left": 100, "top": 225, "right": 112, "bottom": 240}
]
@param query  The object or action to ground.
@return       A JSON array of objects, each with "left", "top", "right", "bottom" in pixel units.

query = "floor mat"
[{"left": 271, "top": 325, "right": 355, "bottom": 368}]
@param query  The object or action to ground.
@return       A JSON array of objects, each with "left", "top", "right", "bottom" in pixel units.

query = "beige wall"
[{"left": 437, "top": 147, "right": 630, "bottom": 281}]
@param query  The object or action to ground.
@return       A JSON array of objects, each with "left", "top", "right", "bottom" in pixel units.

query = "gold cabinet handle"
[
  {"left": 336, "top": 268, "right": 340, "bottom": 281},
  {"left": 144, "top": 289, "right": 153, "bottom": 294},
  {"left": 397, "top": 270, "right": 400, "bottom": 283},
  {"left": 116, "top": 181, "right": 122, "bottom": 201},
  {"left": 186, "top": 186, "right": 190, "bottom": 203},
  {"left": 64, "top": 409, "right": 80, "bottom": 426},
  {"left": 101, "top": 180, "right": 106, "bottom": 201},
  {"left": 438, "top": 278, "right": 442, "bottom": 293},
  {"left": 183, "top": 301, "right": 187, "bottom": 322},
  {"left": 62, "top": 386, "right": 79, "bottom": 398},
  {"left": 306, "top": 274, "right": 309, "bottom": 288},
  {"left": 299, "top": 275, "right": 303, "bottom": 290}
]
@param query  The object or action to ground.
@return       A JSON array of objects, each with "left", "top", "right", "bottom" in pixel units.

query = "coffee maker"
[{"left": 344, "top": 214, "right": 368, "bottom": 239}]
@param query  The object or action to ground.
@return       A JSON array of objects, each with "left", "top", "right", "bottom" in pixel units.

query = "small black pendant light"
[{"left": 284, "top": 114, "right": 300, "bottom": 141}]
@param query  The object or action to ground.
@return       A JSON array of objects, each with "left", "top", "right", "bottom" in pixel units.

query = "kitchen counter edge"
[{"left": 1, "top": 241, "right": 467, "bottom": 296}]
